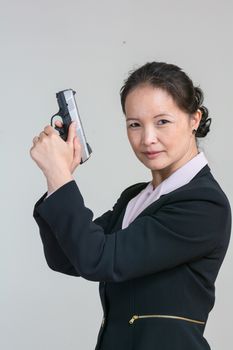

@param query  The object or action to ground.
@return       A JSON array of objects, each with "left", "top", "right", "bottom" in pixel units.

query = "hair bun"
[
  {"left": 194, "top": 86, "right": 204, "bottom": 109},
  {"left": 196, "top": 105, "right": 212, "bottom": 138}
]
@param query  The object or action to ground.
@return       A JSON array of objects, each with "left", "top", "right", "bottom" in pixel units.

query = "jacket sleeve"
[
  {"left": 33, "top": 180, "right": 232, "bottom": 282},
  {"left": 33, "top": 186, "right": 120, "bottom": 276}
]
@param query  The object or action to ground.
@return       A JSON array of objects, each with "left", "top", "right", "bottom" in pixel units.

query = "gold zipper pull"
[{"left": 129, "top": 315, "right": 139, "bottom": 324}]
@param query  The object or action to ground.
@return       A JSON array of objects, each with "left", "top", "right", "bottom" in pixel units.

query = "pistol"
[{"left": 50, "top": 89, "right": 92, "bottom": 164}]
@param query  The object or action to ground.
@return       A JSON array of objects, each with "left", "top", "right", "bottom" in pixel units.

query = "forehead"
[{"left": 124, "top": 84, "right": 181, "bottom": 117}]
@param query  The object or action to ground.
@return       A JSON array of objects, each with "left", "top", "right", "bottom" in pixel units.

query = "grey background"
[{"left": 1, "top": 0, "right": 232, "bottom": 349}]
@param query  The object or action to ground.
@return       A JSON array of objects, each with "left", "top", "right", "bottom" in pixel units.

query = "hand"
[{"left": 30, "top": 120, "right": 82, "bottom": 191}]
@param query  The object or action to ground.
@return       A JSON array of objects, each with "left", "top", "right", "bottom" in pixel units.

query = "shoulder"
[
  {"left": 160, "top": 169, "right": 232, "bottom": 247},
  {"left": 163, "top": 165, "right": 231, "bottom": 211}
]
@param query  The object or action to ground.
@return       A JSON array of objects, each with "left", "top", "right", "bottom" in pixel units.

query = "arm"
[
  {"left": 33, "top": 180, "right": 232, "bottom": 282},
  {"left": 34, "top": 192, "right": 80, "bottom": 276},
  {"left": 34, "top": 187, "right": 121, "bottom": 276}
]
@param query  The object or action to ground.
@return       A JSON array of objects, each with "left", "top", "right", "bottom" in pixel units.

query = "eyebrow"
[{"left": 126, "top": 113, "right": 175, "bottom": 121}]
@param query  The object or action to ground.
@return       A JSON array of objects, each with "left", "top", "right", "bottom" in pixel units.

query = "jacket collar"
[
  {"left": 124, "top": 164, "right": 211, "bottom": 204},
  {"left": 108, "top": 164, "right": 211, "bottom": 231}
]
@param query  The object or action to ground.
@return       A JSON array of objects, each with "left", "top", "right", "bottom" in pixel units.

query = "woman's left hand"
[{"left": 30, "top": 121, "right": 81, "bottom": 191}]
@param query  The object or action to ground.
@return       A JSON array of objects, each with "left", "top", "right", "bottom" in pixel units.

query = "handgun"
[{"left": 50, "top": 89, "right": 92, "bottom": 164}]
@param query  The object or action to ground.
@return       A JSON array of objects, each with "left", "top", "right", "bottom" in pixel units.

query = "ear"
[{"left": 191, "top": 109, "right": 202, "bottom": 130}]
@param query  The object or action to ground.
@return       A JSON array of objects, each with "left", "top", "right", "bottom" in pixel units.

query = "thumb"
[{"left": 66, "top": 121, "right": 77, "bottom": 144}]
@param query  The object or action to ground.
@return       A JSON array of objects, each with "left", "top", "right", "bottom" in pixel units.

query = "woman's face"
[{"left": 124, "top": 84, "right": 201, "bottom": 181}]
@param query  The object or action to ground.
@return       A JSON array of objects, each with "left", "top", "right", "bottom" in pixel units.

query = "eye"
[
  {"left": 157, "top": 119, "right": 169, "bottom": 125},
  {"left": 128, "top": 122, "right": 141, "bottom": 128}
]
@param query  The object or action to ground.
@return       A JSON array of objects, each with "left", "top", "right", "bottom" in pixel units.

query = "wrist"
[{"left": 45, "top": 170, "right": 74, "bottom": 193}]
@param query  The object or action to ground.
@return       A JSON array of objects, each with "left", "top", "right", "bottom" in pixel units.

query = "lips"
[
  {"left": 143, "top": 150, "right": 164, "bottom": 159},
  {"left": 144, "top": 151, "right": 163, "bottom": 155}
]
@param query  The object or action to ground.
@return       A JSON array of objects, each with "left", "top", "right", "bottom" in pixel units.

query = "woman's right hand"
[{"left": 54, "top": 120, "right": 81, "bottom": 174}]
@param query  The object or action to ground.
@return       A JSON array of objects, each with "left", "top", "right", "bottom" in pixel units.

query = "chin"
[
  {"left": 146, "top": 162, "right": 167, "bottom": 171},
  {"left": 137, "top": 156, "right": 167, "bottom": 171}
]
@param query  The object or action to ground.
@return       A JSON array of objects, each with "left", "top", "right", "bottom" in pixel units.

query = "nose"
[{"left": 142, "top": 127, "right": 158, "bottom": 146}]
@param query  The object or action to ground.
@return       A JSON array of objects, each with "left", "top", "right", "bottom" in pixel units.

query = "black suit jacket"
[{"left": 33, "top": 164, "right": 232, "bottom": 350}]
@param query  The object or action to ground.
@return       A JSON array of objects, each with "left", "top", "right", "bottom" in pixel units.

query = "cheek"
[
  {"left": 164, "top": 126, "right": 191, "bottom": 154},
  {"left": 127, "top": 131, "right": 139, "bottom": 148},
  {"left": 164, "top": 124, "right": 186, "bottom": 144},
  {"left": 158, "top": 129, "right": 177, "bottom": 149}
]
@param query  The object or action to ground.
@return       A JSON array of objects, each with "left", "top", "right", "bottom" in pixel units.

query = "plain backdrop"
[{"left": 0, "top": 1, "right": 232, "bottom": 349}]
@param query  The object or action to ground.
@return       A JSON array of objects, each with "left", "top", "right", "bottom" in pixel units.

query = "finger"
[
  {"left": 33, "top": 136, "right": 40, "bottom": 145},
  {"left": 67, "top": 121, "right": 77, "bottom": 144},
  {"left": 74, "top": 135, "right": 81, "bottom": 149},
  {"left": 53, "top": 120, "right": 63, "bottom": 135},
  {"left": 73, "top": 136, "right": 82, "bottom": 163},
  {"left": 55, "top": 120, "right": 63, "bottom": 127},
  {"left": 44, "top": 125, "right": 58, "bottom": 135},
  {"left": 39, "top": 131, "right": 48, "bottom": 139}
]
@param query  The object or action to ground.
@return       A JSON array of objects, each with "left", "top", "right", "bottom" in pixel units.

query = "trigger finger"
[
  {"left": 54, "top": 120, "right": 63, "bottom": 135},
  {"left": 55, "top": 120, "right": 63, "bottom": 127}
]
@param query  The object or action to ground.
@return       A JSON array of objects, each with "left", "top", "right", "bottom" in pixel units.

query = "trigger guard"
[{"left": 50, "top": 113, "right": 62, "bottom": 127}]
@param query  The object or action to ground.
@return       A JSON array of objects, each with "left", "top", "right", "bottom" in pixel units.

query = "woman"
[{"left": 30, "top": 61, "right": 232, "bottom": 350}]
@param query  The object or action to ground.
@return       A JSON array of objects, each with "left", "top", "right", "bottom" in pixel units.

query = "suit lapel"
[{"left": 107, "top": 182, "right": 148, "bottom": 232}]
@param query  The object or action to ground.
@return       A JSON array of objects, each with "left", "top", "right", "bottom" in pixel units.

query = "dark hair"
[{"left": 120, "top": 62, "right": 212, "bottom": 138}]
